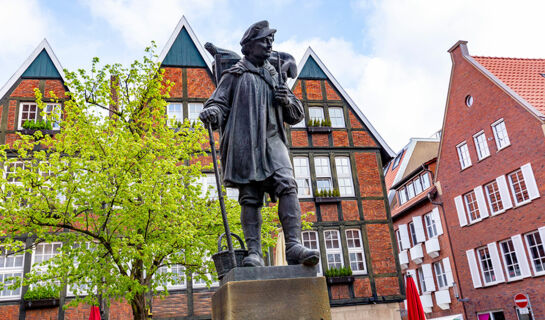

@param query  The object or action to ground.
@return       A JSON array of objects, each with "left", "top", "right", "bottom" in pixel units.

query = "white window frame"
[
  {"left": 335, "top": 157, "right": 354, "bottom": 197},
  {"left": 44, "top": 103, "right": 62, "bottom": 130},
  {"left": 433, "top": 261, "right": 448, "bottom": 290},
  {"left": 0, "top": 247, "right": 24, "bottom": 300},
  {"left": 525, "top": 230, "right": 545, "bottom": 276},
  {"left": 187, "top": 102, "right": 203, "bottom": 124},
  {"left": 484, "top": 180, "right": 505, "bottom": 215},
  {"left": 167, "top": 103, "right": 184, "bottom": 127},
  {"left": 345, "top": 229, "right": 366, "bottom": 275},
  {"left": 477, "top": 246, "right": 496, "bottom": 285},
  {"left": 399, "top": 188, "right": 407, "bottom": 204},
  {"left": 408, "top": 222, "right": 417, "bottom": 247},
  {"left": 18, "top": 102, "right": 39, "bottom": 130},
  {"left": 156, "top": 264, "right": 186, "bottom": 290},
  {"left": 302, "top": 231, "right": 322, "bottom": 275},
  {"left": 508, "top": 169, "right": 530, "bottom": 206},
  {"left": 324, "top": 230, "right": 343, "bottom": 270},
  {"left": 456, "top": 141, "right": 472, "bottom": 170},
  {"left": 423, "top": 212, "right": 438, "bottom": 239},
  {"left": 328, "top": 107, "right": 345, "bottom": 128},
  {"left": 314, "top": 157, "right": 332, "bottom": 193},
  {"left": 491, "top": 119, "right": 510, "bottom": 151},
  {"left": 421, "top": 172, "right": 431, "bottom": 190},
  {"left": 473, "top": 131, "right": 490, "bottom": 160},
  {"left": 463, "top": 191, "right": 481, "bottom": 224},
  {"left": 406, "top": 182, "right": 415, "bottom": 199},
  {"left": 308, "top": 107, "right": 325, "bottom": 123},
  {"left": 499, "top": 239, "right": 522, "bottom": 281},
  {"left": 396, "top": 229, "right": 403, "bottom": 252},
  {"left": 293, "top": 157, "right": 312, "bottom": 198},
  {"left": 416, "top": 267, "right": 427, "bottom": 293}
]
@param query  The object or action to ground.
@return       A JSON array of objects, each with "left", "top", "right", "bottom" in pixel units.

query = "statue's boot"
[
  {"left": 241, "top": 205, "right": 265, "bottom": 267},
  {"left": 279, "top": 192, "right": 320, "bottom": 266}
]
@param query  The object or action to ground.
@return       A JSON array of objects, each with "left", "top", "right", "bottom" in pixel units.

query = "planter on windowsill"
[
  {"left": 19, "top": 129, "right": 58, "bottom": 136},
  {"left": 23, "top": 298, "right": 60, "bottom": 310},
  {"left": 326, "top": 276, "right": 354, "bottom": 285},
  {"left": 315, "top": 196, "right": 341, "bottom": 203},
  {"left": 307, "top": 126, "right": 332, "bottom": 133}
]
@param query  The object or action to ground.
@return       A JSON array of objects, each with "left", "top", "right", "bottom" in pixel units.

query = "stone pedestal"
[{"left": 212, "top": 266, "right": 331, "bottom": 320}]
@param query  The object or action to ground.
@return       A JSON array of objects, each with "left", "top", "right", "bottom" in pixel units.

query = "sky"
[{"left": 1, "top": 0, "right": 545, "bottom": 152}]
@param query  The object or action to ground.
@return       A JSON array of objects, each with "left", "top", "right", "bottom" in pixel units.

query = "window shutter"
[
  {"left": 495, "top": 175, "right": 513, "bottom": 211},
  {"left": 442, "top": 257, "right": 454, "bottom": 287},
  {"left": 406, "top": 269, "right": 419, "bottom": 294},
  {"left": 454, "top": 196, "right": 468, "bottom": 227},
  {"left": 431, "top": 207, "right": 443, "bottom": 235},
  {"left": 521, "top": 163, "right": 540, "bottom": 200},
  {"left": 399, "top": 224, "right": 411, "bottom": 250},
  {"left": 539, "top": 227, "right": 545, "bottom": 249},
  {"left": 511, "top": 234, "right": 532, "bottom": 278},
  {"left": 421, "top": 263, "right": 436, "bottom": 292},
  {"left": 466, "top": 249, "right": 482, "bottom": 288},
  {"left": 487, "top": 242, "right": 505, "bottom": 283},
  {"left": 412, "top": 216, "right": 426, "bottom": 243},
  {"left": 474, "top": 186, "right": 489, "bottom": 218}
]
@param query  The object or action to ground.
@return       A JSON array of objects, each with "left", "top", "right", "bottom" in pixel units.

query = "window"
[
  {"left": 413, "top": 177, "right": 423, "bottom": 194},
  {"left": 345, "top": 229, "right": 366, "bottom": 274},
  {"left": 225, "top": 188, "right": 239, "bottom": 200},
  {"left": 399, "top": 188, "right": 408, "bottom": 205},
  {"left": 167, "top": 103, "right": 183, "bottom": 127},
  {"left": 421, "top": 172, "right": 431, "bottom": 190},
  {"left": 198, "top": 174, "right": 218, "bottom": 200},
  {"left": 291, "top": 118, "right": 305, "bottom": 128},
  {"left": 433, "top": 261, "right": 448, "bottom": 290},
  {"left": 424, "top": 212, "right": 438, "bottom": 239},
  {"left": 302, "top": 231, "right": 321, "bottom": 275},
  {"left": 324, "top": 230, "right": 343, "bottom": 270},
  {"left": 44, "top": 104, "right": 61, "bottom": 130},
  {"left": 0, "top": 247, "right": 24, "bottom": 300},
  {"left": 392, "top": 151, "right": 403, "bottom": 169},
  {"left": 396, "top": 230, "right": 403, "bottom": 252},
  {"left": 484, "top": 181, "right": 504, "bottom": 214},
  {"left": 492, "top": 119, "right": 510, "bottom": 150},
  {"left": 335, "top": 157, "right": 354, "bottom": 196},
  {"left": 456, "top": 142, "right": 472, "bottom": 169},
  {"left": 508, "top": 169, "right": 529, "bottom": 205},
  {"left": 293, "top": 157, "right": 312, "bottom": 198},
  {"left": 188, "top": 103, "right": 203, "bottom": 123},
  {"left": 473, "top": 131, "right": 490, "bottom": 160},
  {"left": 33, "top": 243, "right": 62, "bottom": 265},
  {"left": 314, "top": 157, "right": 332, "bottom": 192},
  {"left": 5, "top": 161, "right": 25, "bottom": 184},
  {"left": 328, "top": 108, "right": 345, "bottom": 128},
  {"left": 18, "top": 103, "right": 38, "bottom": 129},
  {"left": 499, "top": 239, "right": 521, "bottom": 280},
  {"left": 477, "top": 247, "right": 496, "bottom": 284},
  {"left": 406, "top": 182, "right": 415, "bottom": 199},
  {"left": 157, "top": 264, "right": 186, "bottom": 289},
  {"left": 477, "top": 311, "right": 505, "bottom": 320},
  {"left": 416, "top": 267, "right": 426, "bottom": 292},
  {"left": 525, "top": 231, "right": 545, "bottom": 274},
  {"left": 308, "top": 107, "right": 325, "bottom": 123},
  {"left": 408, "top": 222, "right": 417, "bottom": 247},
  {"left": 463, "top": 191, "right": 481, "bottom": 223}
]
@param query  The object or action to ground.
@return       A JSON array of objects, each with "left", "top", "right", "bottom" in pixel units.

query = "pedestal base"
[{"left": 212, "top": 267, "right": 331, "bottom": 320}]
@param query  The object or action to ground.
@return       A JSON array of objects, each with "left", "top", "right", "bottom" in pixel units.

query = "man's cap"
[{"left": 240, "top": 20, "right": 276, "bottom": 46}]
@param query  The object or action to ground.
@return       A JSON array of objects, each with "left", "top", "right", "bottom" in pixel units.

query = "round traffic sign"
[{"left": 514, "top": 293, "right": 528, "bottom": 308}]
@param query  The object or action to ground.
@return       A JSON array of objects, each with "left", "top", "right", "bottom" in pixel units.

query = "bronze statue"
[{"left": 200, "top": 21, "right": 319, "bottom": 267}]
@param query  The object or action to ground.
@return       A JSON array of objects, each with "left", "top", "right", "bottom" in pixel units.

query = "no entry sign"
[{"left": 514, "top": 293, "right": 528, "bottom": 308}]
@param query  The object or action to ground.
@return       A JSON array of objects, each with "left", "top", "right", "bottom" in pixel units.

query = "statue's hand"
[
  {"left": 275, "top": 85, "right": 290, "bottom": 107},
  {"left": 199, "top": 106, "right": 221, "bottom": 125}
]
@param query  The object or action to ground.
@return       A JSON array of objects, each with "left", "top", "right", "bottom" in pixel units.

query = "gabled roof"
[
  {"left": 159, "top": 16, "right": 212, "bottom": 70},
  {"left": 472, "top": 56, "right": 545, "bottom": 117},
  {"left": 0, "top": 39, "right": 66, "bottom": 100},
  {"left": 290, "top": 47, "right": 395, "bottom": 159}
]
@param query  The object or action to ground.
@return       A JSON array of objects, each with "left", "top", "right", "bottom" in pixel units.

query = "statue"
[{"left": 200, "top": 21, "right": 319, "bottom": 267}]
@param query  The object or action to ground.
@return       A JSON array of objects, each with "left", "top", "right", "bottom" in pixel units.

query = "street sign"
[
  {"left": 519, "top": 307, "right": 529, "bottom": 315},
  {"left": 514, "top": 293, "right": 528, "bottom": 308}
]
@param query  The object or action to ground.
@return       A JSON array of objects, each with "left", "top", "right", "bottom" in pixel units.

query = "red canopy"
[
  {"left": 406, "top": 276, "right": 426, "bottom": 320},
  {"left": 89, "top": 306, "right": 101, "bottom": 320}
]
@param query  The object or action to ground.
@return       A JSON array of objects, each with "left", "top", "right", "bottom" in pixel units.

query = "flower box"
[
  {"left": 23, "top": 298, "right": 60, "bottom": 310},
  {"left": 326, "top": 276, "right": 354, "bottom": 285},
  {"left": 307, "top": 127, "right": 332, "bottom": 133},
  {"left": 315, "top": 196, "right": 341, "bottom": 203},
  {"left": 19, "top": 129, "right": 58, "bottom": 136}
]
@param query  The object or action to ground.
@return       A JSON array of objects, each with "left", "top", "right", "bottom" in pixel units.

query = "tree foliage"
[{"left": 0, "top": 44, "right": 279, "bottom": 319}]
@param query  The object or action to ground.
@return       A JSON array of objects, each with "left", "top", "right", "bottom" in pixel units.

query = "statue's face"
[{"left": 247, "top": 35, "right": 274, "bottom": 63}]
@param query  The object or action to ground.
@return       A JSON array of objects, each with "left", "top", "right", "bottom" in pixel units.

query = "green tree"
[{"left": 0, "top": 44, "right": 279, "bottom": 320}]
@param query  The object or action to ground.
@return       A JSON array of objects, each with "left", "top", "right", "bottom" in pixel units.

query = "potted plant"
[
  {"left": 307, "top": 118, "right": 332, "bottom": 133},
  {"left": 20, "top": 120, "right": 57, "bottom": 136},
  {"left": 23, "top": 285, "right": 61, "bottom": 309},
  {"left": 325, "top": 266, "right": 354, "bottom": 284},
  {"left": 314, "top": 188, "right": 341, "bottom": 203}
]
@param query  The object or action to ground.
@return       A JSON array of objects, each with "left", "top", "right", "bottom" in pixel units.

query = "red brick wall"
[
  {"left": 367, "top": 224, "right": 396, "bottom": 274},
  {"left": 349, "top": 111, "right": 363, "bottom": 129},
  {"left": 332, "top": 131, "right": 349, "bottom": 147},
  {"left": 292, "top": 80, "right": 302, "bottom": 99},
  {"left": 26, "top": 308, "right": 58, "bottom": 320},
  {"left": 304, "top": 80, "right": 323, "bottom": 100},
  {"left": 436, "top": 44, "right": 545, "bottom": 319},
  {"left": 8, "top": 100, "right": 17, "bottom": 130},
  {"left": 324, "top": 81, "right": 340, "bottom": 100},
  {"left": 352, "top": 131, "right": 376, "bottom": 147},
  {"left": 341, "top": 200, "right": 359, "bottom": 221},
  {"left": 354, "top": 152, "right": 383, "bottom": 197},
  {"left": 0, "top": 304, "right": 19, "bottom": 320},
  {"left": 193, "top": 292, "right": 213, "bottom": 315},
  {"left": 353, "top": 278, "right": 372, "bottom": 298},
  {"left": 300, "top": 201, "right": 317, "bottom": 222},
  {"left": 44, "top": 80, "right": 66, "bottom": 99},
  {"left": 311, "top": 133, "right": 329, "bottom": 146},
  {"left": 330, "top": 284, "right": 350, "bottom": 300},
  {"left": 11, "top": 79, "right": 39, "bottom": 98},
  {"left": 362, "top": 200, "right": 387, "bottom": 220},
  {"left": 186, "top": 68, "right": 214, "bottom": 98},
  {"left": 152, "top": 293, "right": 188, "bottom": 318},
  {"left": 375, "top": 277, "right": 400, "bottom": 296},
  {"left": 291, "top": 131, "right": 308, "bottom": 147},
  {"left": 163, "top": 67, "right": 183, "bottom": 98},
  {"left": 320, "top": 203, "right": 338, "bottom": 221}
]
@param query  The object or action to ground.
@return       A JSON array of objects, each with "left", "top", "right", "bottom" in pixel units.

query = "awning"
[{"left": 428, "top": 314, "right": 464, "bottom": 320}]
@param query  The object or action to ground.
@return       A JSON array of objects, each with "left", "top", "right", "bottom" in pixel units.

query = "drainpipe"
[{"left": 422, "top": 164, "right": 469, "bottom": 319}]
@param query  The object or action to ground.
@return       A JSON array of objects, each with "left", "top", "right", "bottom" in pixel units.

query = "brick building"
[
  {"left": 0, "top": 17, "right": 403, "bottom": 319},
  {"left": 434, "top": 41, "right": 545, "bottom": 320},
  {"left": 386, "top": 137, "right": 465, "bottom": 320}
]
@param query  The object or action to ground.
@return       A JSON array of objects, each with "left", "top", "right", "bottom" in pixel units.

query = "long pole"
[{"left": 207, "top": 122, "right": 237, "bottom": 267}]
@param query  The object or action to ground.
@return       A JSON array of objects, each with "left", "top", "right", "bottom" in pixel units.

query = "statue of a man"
[{"left": 200, "top": 21, "right": 319, "bottom": 267}]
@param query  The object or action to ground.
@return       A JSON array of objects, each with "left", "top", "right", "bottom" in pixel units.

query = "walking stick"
[{"left": 207, "top": 122, "right": 237, "bottom": 268}]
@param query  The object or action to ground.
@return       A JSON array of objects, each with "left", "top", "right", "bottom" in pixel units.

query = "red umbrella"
[
  {"left": 406, "top": 275, "right": 426, "bottom": 320},
  {"left": 89, "top": 306, "right": 101, "bottom": 320}
]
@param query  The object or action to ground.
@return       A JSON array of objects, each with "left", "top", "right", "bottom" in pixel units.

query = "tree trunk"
[{"left": 130, "top": 293, "right": 147, "bottom": 320}]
